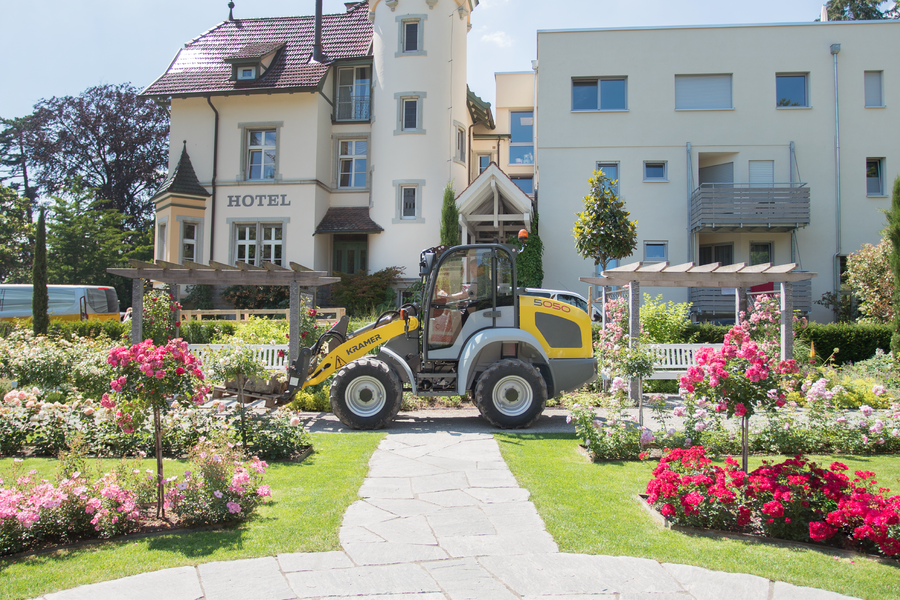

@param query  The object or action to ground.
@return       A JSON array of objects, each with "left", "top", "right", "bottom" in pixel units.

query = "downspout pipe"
[
  {"left": 206, "top": 95, "right": 220, "bottom": 262},
  {"left": 830, "top": 44, "right": 842, "bottom": 299}
]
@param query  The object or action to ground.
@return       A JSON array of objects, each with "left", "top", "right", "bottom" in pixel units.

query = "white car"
[{"left": 524, "top": 288, "right": 602, "bottom": 321}]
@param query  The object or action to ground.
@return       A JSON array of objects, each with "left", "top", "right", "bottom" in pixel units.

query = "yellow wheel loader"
[{"left": 281, "top": 232, "right": 597, "bottom": 429}]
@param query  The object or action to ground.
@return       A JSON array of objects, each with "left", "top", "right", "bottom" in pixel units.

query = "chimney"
[
  {"left": 345, "top": 2, "right": 358, "bottom": 11},
  {"left": 312, "top": 0, "right": 324, "bottom": 63}
]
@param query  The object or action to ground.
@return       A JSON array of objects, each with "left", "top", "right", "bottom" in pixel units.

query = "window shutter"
[
  {"left": 749, "top": 160, "right": 774, "bottom": 187},
  {"left": 675, "top": 75, "right": 732, "bottom": 109},
  {"left": 865, "top": 71, "right": 883, "bottom": 107}
]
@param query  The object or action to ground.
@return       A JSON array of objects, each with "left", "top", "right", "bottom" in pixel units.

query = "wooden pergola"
[
  {"left": 581, "top": 261, "right": 817, "bottom": 400},
  {"left": 108, "top": 260, "right": 340, "bottom": 361}
]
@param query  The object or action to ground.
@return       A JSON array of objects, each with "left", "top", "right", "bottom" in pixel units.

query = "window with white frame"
[
  {"left": 401, "top": 187, "right": 417, "bottom": 219},
  {"left": 156, "top": 223, "right": 166, "bottom": 261},
  {"left": 397, "top": 15, "right": 426, "bottom": 56},
  {"left": 393, "top": 179, "right": 424, "bottom": 222},
  {"left": 776, "top": 73, "right": 809, "bottom": 107},
  {"left": 511, "top": 177, "right": 533, "bottom": 195},
  {"left": 643, "top": 161, "right": 667, "bottom": 181},
  {"left": 644, "top": 241, "right": 668, "bottom": 263},
  {"left": 699, "top": 243, "right": 733, "bottom": 266},
  {"left": 478, "top": 155, "right": 491, "bottom": 174},
  {"left": 238, "top": 66, "right": 256, "bottom": 80},
  {"left": 572, "top": 78, "right": 627, "bottom": 111},
  {"left": 456, "top": 126, "right": 466, "bottom": 163},
  {"left": 867, "top": 158, "right": 885, "bottom": 196},
  {"left": 596, "top": 162, "right": 619, "bottom": 195},
  {"left": 395, "top": 92, "right": 425, "bottom": 134},
  {"left": 247, "top": 129, "right": 277, "bottom": 180},
  {"left": 865, "top": 71, "right": 884, "bottom": 107},
  {"left": 338, "top": 139, "right": 368, "bottom": 188},
  {"left": 509, "top": 111, "right": 534, "bottom": 165},
  {"left": 675, "top": 74, "right": 733, "bottom": 110},
  {"left": 234, "top": 223, "right": 283, "bottom": 266},
  {"left": 336, "top": 65, "right": 371, "bottom": 120},
  {"left": 181, "top": 222, "right": 198, "bottom": 263}
]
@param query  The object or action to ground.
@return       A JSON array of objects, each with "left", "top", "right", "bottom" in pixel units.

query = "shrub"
[
  {"left": 682, "top": 323, "right": 730, "bottom": 344},
  {"left": 222, "top": 285, "right": 289, "bottom": 310},
  {"left": 288, "top": 386, "right": 331, "bottom": 412},
  {"left": 163, "top": 434, "right": 270, "bottom": 527},
  {"left": 640, "top": 294, "right": 691, "bottom": 343},
  {"left": 48, "top": 319, "right": 129, "bottom": 342},
  {"left": 570, "top": 378, "right": 644, "bottom": 460},
  {"left": 142, "top": 289, "right": 181, "bottom": 345},
  {"left": 798, "top": 322, "right": 892, "bottom": 365},
  {"left": 846, "top": 239, "right": 892, "bottom": 324},
  {"left": 330, "top": 266, "right": 405, "bottom": 316},
  {"left": 179, "top": 320, "right": 237, "bottom": 344}
]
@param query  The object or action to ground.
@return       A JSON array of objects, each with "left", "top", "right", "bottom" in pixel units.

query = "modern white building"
[
  {"left": 533, "top": 20, "right": 899, "bottom": 322},
  {"left": 144, "top": 4, "right": 898, "bottom": 323}
]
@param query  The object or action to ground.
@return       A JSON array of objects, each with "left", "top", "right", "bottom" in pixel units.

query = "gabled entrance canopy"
[
  {"left": 108, "top": 260, "right": 339, "bottom": 362},
  {"left": 456, "top": 163, "right": 532, "bottom": 244}
]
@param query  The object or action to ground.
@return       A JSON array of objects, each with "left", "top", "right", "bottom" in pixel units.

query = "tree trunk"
[
  {"left": 238, "top": 374, "right": 247, "bottom": 448},
  {"left": 154, "top": 404, "right": 164, "bottom": 518},
  {"left": 741, "top": 416, "right": 749, "bottom": 474}
]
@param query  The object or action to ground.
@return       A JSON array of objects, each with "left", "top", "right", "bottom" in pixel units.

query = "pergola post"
[
  {"left": 628, "top": 281, "right": 641, "bottom": 408},
  {"left": 780, "top": 281, "right": 793, "bottom": 361},
  {"left": 289, "top": 281, "right": 300, "bottom": 363},
  {"left": 131, "top": 279, "right": 143, "bottom": 345}
]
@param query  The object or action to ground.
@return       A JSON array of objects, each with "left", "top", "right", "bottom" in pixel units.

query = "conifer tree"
[
  {"left": 439, "top": 181, "right": 460, "bottom": 247},
  {"left": 32, "top": 206, "right": 49, "bottom": 334},
  {"left": 886, "top": 175, "right": 900, "bottom": 362}
]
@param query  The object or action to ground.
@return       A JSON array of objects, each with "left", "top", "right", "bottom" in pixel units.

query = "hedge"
[{"left": 798, "top": 322, "right": 892, "bottom": 365}]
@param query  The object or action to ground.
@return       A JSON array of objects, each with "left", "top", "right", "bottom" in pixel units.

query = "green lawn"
[
  {"left": 0, "top": 432, "right": 383, "bottom": 600},
  {"left": 496, "top": 433, "right": 900, "bottom": 600}
]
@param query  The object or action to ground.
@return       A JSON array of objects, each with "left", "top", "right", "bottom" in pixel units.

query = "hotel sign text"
[{"left": 227, "top": 194, "right": 291, "bottom": 207}]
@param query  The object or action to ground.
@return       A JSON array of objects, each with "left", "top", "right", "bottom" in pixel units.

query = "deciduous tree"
[
  {"left": 821, "top": 0, "right": 898, "bottom": 20},
  {"left": 846, "top": 239, "right": 892, "bottom": 324},
  {"left": 27, "top": 83, "right": 169, "bottom": 229},
  {"left": 0, "top": 185, "right": 33, "bottom": 283},
  {"left": 573, "top": 169, "right": 637, "bottom": 273}
]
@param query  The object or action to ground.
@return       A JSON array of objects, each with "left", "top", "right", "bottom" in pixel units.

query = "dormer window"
[
  {"left": 224, "top": 42, "right": 284, "bottom": 83},
  {"left": 238, "top": 67, "right": 256, "bottom": 80}
]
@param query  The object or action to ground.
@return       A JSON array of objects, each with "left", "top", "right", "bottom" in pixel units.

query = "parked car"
[{"left": 524, "top": 288, "right": 601, "bottom": 321}]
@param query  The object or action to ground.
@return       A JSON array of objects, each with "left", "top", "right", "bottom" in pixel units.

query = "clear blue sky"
[{"left": 0, "top": 0, "right": 891, "bottom": 118}]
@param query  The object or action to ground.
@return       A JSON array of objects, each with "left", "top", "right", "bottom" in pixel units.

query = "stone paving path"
[{"left": 36, "top": 430, "right": 859, "bottom": 600}]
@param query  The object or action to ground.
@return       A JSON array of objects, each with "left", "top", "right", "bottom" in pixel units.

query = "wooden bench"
[{"left": 646, "top": 343, "right": 723, "bottom": 380}]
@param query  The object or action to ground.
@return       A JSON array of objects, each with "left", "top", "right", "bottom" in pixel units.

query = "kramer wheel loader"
[{"left": 281, "top": 231, "right": 597, "bottom": 429}]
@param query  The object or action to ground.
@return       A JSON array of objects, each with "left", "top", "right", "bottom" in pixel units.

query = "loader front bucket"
[{"left": 280, "top": 346, "right": 312, "bottom": 403}]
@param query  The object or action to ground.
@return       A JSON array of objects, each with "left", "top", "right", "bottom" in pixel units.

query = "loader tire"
[
  {"left": 474, "top": 359, "right": 547, "bottom": 429},
  {"left": 330, "top": 357, "right": 402, "bottom": 430}
]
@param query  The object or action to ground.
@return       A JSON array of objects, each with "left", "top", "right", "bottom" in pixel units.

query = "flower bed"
[
  {"left": 1, "top": 388, "right": 311, "bottom": 460},
  {"left": 644, "top": 446, "right": 900, "bottom": 558},
  {"left": 0, "top": 435, "right": 273, "bottom": 557}
]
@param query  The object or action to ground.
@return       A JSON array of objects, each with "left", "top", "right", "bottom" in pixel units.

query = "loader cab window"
[{"left": 426, "top": 247, "right": 515, "bottom": 351}]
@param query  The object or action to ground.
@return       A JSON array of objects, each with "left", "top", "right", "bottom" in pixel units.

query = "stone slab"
[
  {"left": 771, "top": 581, "right": 861, "bottom": 600},
  {"left": 341, "top": 500, "right": 397, "bottom": 527},
  {"left": 465, "top": 487, "right": 531, "bottom": 504},
  {"left": 465, "top": 468, "right": 519, "bottom": 488},
  {"left": 410, "top": 471, "right": 470, "bottom": 494},
  {"left": 479, "top": 554, "right": 683, "bottom": 596},
  {"left": 427, "top": 506, "right": 497, "bottom": 537},
  {"left": 423, "top": 557, "right": 520, "bottom": 600},
  {"left": 285, "top": 563, "right": 441, "bottom": 599},
  {"left": 441, "top": 531, "right": 558, "bottom": 558},
  {"left": 340, "top": 524, "right": 386, "bottom": 544},
  {"left": 198, "top": 557, "right": 295, "bottom": 600},
  {"left": 662, "top": 563, "right": 769, "bottom": 600},
  {"left": 44, "top": 567, "right": 203, "bottom": 600},
  {"left": 418, "top": 489, "right": 480, "bottom": 507},
  {"left": 366, "top": 497, "right": 443, "bottom": 517},
  {"left": 419, "top": 455, "right": 481, "bottom": 472},
  {"left": 277, "top": 551, "right": 353, "bottom": 573},
  {"left": 342, "top": 541, "right": 450, "bottom": 565},
  {"left": 428, "top": 439, "right": 503, "bottom": 462},
  {"left": 367, "top": 514, "right": 438, "bottom": 545},
  {"left": 367, "top": 451, "right": 449, "bottom": 478},
  {"left": 358, "top": 477, "right": 414, "bottom": 499}
]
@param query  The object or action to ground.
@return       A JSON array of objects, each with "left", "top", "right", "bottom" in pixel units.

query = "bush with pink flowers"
[
  {"left": 164, "top": 434, "right": 270, "bottom": 526},
  {"left": 645, "top": 447, "right": 900, "bottom": 558}
]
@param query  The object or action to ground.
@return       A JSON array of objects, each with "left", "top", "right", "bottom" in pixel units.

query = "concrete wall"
[{"left": 533, "top": 21, "right": 899, "bottom": 321}]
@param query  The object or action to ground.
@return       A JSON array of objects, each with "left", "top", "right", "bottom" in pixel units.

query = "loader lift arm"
[{"left": 280, "top": 306, "right": 420, "bottom": 403}]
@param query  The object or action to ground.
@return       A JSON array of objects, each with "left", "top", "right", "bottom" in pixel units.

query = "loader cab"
[{"left": 423, "top": 245, "right": 516, "bottom": 360}]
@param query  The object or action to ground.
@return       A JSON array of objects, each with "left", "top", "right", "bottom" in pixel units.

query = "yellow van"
[{"left": 0, "top": 285, "right": 120, "bottom": 322}]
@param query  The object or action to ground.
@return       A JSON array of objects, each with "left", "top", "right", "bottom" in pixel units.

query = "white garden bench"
[
  {"left": 188, "top": 344, "right": 290, "bottom": 371},
  {"left": 646, "top": 343, "right": 723, "bottom": 380}
]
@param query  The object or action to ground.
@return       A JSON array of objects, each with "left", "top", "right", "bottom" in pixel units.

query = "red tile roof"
[
  {"left": 142, "top": 2, "right": 372, "bottom": 97},
  {"left": 315, "top": 207, "right": 384, "bottom": 234}
]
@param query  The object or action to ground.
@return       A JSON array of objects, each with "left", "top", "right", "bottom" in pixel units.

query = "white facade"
[{"left": 534, "top": 21, "right": 899, "bottom": 322}]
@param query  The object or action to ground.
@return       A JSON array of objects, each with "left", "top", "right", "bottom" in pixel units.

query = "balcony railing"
[
  {"left": 336, "top": 95, "right": 370, "bottom": 121},
  {"left": 689, "top": 279, "right": 812, "bottom": 316},
  {"left": 690, "top": 182, "right": 810, "bottom": 233}
]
